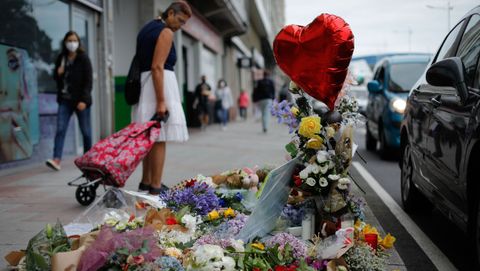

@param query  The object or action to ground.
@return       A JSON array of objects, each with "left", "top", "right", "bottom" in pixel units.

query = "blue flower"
[{"left": 235, "top": 192, "right": 243, "bottom": 202}]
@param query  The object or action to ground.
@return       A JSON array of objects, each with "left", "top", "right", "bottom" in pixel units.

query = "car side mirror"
[
  {"left": 426, "top": 57, "right": 468, "bottom": 103},
  {"left": 367, "top": 80, "right": 382, "bottom": 93}
]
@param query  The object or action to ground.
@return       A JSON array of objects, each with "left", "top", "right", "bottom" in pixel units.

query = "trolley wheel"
[{"left": 75, "top": 185, "right": 97, "bottom": 206}]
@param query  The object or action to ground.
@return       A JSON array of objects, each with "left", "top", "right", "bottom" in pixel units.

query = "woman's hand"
[
  {"left": 57, "top": 66, "right": 65, "bottom": 76},
  {"left": 77, "top": 102, "right": 87, "bottom": 111},
  {"left": 156, "top": 101, "right": 167, "bottom": 118}
]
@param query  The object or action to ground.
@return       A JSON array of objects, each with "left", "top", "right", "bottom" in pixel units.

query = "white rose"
[
  {"left": 299, "top": 168, "right": 310, "bottom": 179},
  {"left": 337, "top": 177, "right": 351, "bottom": 190},
  {"left": 306, "top": 177, "right": 316, "bottom": 186},
  {"left": 316, "top": 150, "right": 329, "bottom": 163},
  {"left": 319, "top": 177, "right": 329, "bottom": 187},
  {"left": 328, "top": 174, "right": 340, "bottom": 181},
  {"left": 221, "top": 256, "right": 236, "bottom": 271},
  {"left": 311, "top": 164, "right": 321, "bottom": 174},
  {"left": 319, "top": 163, "right": 329, "bottom": 174}
]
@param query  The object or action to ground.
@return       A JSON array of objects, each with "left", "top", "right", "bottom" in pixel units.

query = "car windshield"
[{"left": 389, "top": 62, "right": 428, "bottom": 92}]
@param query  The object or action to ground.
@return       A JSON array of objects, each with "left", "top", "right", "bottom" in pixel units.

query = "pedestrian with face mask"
[{"left": 46, "top": 31, "right": 93, "bottom": 171}]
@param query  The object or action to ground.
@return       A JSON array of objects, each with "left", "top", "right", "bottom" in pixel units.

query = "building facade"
[{"left": 0, "top": 0, "right": 284, "bottom": 168}]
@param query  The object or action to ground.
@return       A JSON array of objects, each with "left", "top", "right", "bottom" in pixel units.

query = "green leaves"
[{"left": 285, "top": 142, "right": 298, "bottom": 158}]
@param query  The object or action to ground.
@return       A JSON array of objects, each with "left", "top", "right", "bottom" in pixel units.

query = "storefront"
[{"left": 0, "top": 0, "right": 110, "bottom": 167}]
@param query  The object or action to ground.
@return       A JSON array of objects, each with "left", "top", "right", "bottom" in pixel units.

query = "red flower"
[
  {"left": 128, "top": 213, "right": 135, "bottom": 223},
  {"left": 252, "top": 268, "right": 261, "bottom": 271},
  {"left": 166, "top": 217, "right": 178, "bottom": 225},
  {"left": 293, "top": 175, "right": 302, "bottom": 187},
  {"left": 185, "top": 179, "right": 196, "bottom": 187}
]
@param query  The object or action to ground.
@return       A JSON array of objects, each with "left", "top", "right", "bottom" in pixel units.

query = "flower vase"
[{"left": 301, "top": 212, "right": 315, "bottom": 240}]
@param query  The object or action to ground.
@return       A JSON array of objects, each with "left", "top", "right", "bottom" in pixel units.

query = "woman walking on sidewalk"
[
  {"left": 46, "top": 31, "right": 93, "bottom": 171},
  {"left": 215, "top": 79, "right": 233, "bottom": 130},
  {"left": 131, "top": 0, "right": 191, "bottom": 195}
]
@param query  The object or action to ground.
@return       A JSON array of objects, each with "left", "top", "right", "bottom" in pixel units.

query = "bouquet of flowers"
[{"left": 271, "top": 81, "right": 361, "bottom": 198}]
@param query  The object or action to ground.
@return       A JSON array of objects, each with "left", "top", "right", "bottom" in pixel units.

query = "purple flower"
[
  {"left": 194, "top": 234, "right": 238, "bottom": 249},
  {"left": 271, "top": 100, "right": 298, "bottom": 133},
  {"left": 214, "top": 213, "right": 248, "bottom": 238},
  {"left": 160, "top": 182, "right": 219, "bottom": 215},
  {"left": 265, "top": 232, "right": 307, "bottom": 259}
]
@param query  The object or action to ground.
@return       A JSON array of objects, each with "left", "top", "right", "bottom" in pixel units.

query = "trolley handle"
[{"left": 151, "top": 111, "right": 169, "bottom": 123}]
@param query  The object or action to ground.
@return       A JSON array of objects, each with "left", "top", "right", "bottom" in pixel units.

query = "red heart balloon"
[{"left": 273, "top": 14, "right": 354, "bottom": 110}]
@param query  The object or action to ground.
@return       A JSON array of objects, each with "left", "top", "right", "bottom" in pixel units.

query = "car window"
[
  {"left": 434, "top": 19, "right": 466, "bottom": 62},
  {"left": 375, "top": 66, "right": 385, "bottom": 86},
  {"left": 389, "top": 62, "right": 429, "bottom": 92},
  {"left": 457, "top": 14, "right": 480, "bottom": 88}
]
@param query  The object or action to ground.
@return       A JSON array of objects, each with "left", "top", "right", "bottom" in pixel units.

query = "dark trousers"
[
  {"left": 53, "top": 101, "right": 92, "bottom": 159},
  {"left": 239, "top": 107, "right": 247, "bottom": 119}
]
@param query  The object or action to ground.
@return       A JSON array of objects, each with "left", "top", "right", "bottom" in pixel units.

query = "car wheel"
[
  {"left": 401, "top": 143, "right": 432, "bottom": 213},
  {"left": 366, "top": 125, "right": 377, "bottom": 151}
]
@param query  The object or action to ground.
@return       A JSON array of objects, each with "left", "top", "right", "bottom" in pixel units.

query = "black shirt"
[{"left": 53, "top": 52, "right": 93, "bottom": 107}]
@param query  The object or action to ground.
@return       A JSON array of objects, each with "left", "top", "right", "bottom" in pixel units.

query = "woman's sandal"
[
  {"left": 138, "top": 182, "right": 151, "bottom": 192},
  {"left": 149, "top": 184, "right": 169, "bottom": 195}
]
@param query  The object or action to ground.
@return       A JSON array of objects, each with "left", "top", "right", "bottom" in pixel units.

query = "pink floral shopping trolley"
[{"left": 68, "top": 120, "right": 161, "bottom": 205}]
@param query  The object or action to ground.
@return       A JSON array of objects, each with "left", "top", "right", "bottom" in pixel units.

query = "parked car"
[
  {"left": 365, "top": 54, "right": 430, "bottom": 158},
  {"left": 400, "top": 6, "right": 480, "bottom": 266}
]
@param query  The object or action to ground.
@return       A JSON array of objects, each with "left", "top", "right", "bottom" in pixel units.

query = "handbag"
[{"left": 124, "top": 54, "right": 141, "bottom": 105}]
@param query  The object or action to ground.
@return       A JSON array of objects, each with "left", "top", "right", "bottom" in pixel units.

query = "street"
[{"left": 0, "top": 118, "right": 469, "bottom": 270}]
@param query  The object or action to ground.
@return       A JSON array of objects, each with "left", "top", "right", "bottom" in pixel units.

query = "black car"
[{"left": 400, "top": 6, "right": 480, "bottom": 266}]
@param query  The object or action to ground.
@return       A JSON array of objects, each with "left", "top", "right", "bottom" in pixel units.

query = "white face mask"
[{"left": 65, "top": 41, "right": 79, "bottom": 52}]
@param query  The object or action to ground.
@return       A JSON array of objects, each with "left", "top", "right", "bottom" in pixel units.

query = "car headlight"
[{"left": 390, "top": 98, "right": 406, "bottom": 114}]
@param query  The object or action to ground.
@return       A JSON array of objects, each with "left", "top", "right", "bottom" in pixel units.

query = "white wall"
[{"left": 113, "top": 0, "right": 139, "bottom": 76}]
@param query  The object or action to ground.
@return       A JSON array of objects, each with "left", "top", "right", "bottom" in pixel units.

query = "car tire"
[
  {"left": 401, "top": 143, "right": 432, "bottom": 213},
  {"left": 366, "top": 125, "right": 377, "bottom": 151}
]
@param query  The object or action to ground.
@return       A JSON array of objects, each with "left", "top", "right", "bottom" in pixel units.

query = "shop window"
[{"left": 0, "top": 0, "right": 69, "bottom": 94}]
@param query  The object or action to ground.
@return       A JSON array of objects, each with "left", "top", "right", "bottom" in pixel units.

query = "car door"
[
  {"left": 409, "top": 19, "right": 468, "bottom": 202},
  {"left": 426, "top": 14, "right": 480, "bottom": 218},
  {"left": 367, "top": 61, "right": 387, "bottom": 139}
]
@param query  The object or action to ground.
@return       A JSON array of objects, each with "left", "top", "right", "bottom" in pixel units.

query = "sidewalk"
[{"left": 0, "top": 118, "right": 406, "bottom": 269}]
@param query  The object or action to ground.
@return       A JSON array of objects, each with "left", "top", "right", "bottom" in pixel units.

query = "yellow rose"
[
  {"left": 208, "top": 210, "right": 220, "bottom": 220},
  {"left": 379, "top": 233, "right": 396, "bottom": 249},
  {"left": 290, "top": 106, "right": 300, "bottom": 116},
  {"left": 251, "top": 242, "right": 265, "bottom": 250},
  {"left": 298, "top": 116, "right": 322, "bottom": 138},
  {"left": 306, "top": 135, "right": 324, "bottom": 150},
  {"left": 224, "top": 207, "right": 236, "bottom": 218}
]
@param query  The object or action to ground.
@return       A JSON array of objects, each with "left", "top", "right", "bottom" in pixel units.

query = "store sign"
[{"left": 237, "top": 57, "right": 252, "bottom": 68}]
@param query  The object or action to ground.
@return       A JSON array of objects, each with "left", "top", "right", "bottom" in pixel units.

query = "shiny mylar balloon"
[{"left": 273, "top": 14, "right": 354, "bottom": 110}]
